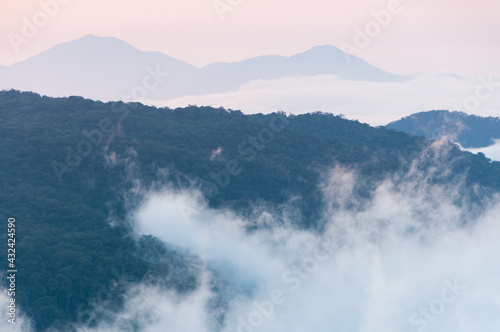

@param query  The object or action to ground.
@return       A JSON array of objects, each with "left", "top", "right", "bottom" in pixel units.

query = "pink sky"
[{"left": 1, "top": 0, "right": 499, "bottom": 76}]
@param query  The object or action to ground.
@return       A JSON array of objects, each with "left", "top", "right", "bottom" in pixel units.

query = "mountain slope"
[
  {"left": 386, "top": 110, "right": 500, "bottom": 148},
  {"left": 1, "top": 34, "right": 197, "bottom": 100},
  {"left": 0, "top": 36, "right": 405, "bottom": 101},
  {"left": 191, "top": 45, "right": 405, "bottom": 95},
  {"left": 2, "top": 90, "right": 499, "bottom": 331}
]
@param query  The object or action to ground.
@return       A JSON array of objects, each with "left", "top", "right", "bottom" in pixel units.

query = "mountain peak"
[
  {"left": 54, "top": 34, "right": 139, "bottom": 54},
  {"left": 295, "top": 44, "right": 354, "bottom": 58},
  {"left": 75, "top": 33, "right": 129, "bottom": 45},
  {"left": 288, "top": 44, "right": 405, "bottom": 82},
  {"left": 304, "top": 44, "right": 341, "bottom": 52},
  {"left": 79, "top": 33, "right": 100, "bottom": 40}
]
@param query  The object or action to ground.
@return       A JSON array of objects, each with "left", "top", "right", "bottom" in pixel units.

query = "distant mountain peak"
[
  {"left": 49, "top": 34, "right": 141, "bottom": 54},
  {"left": 74, "top": 33, "right": 136, "bottom": 46},
  {"left": 81, "top": 33, "right": 104, "bottom": 39},
  {"left": 300, "top": 44, "right": 344, "bottom": 53},
  {"left": 293, "top": 44, "right": 351, "bottom": 59}
]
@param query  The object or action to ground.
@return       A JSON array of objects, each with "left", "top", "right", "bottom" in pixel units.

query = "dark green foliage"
[
  {"left": 386, "top": 110, "right": 500, "bottom": 148},
  {"left": 1, "top": 90, "right": 500, "bottom": 331}
]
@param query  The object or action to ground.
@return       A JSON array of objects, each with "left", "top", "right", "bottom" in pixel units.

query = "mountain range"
[{"left": 0, "top": 34, "right": 406, "bottom": 101}]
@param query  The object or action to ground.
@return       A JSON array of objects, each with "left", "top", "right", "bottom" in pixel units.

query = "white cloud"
[
  {"left": 79, "top": 151, "right": 500, "bottom": 332},
  {"left": 465, "top": 139, "right": 500, "bottom": 162},
  {"left": 0, "top": 291, "right": 33, "bottom": 332},
  {"left": 76, "top": 277, "right": 214, "bottom": 332},
  {"left": 145, "top": 74, "right": 500, "bottom": 126}
]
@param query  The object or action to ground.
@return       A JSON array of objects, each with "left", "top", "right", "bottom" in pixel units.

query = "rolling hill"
[{"left": 386, "top": 110, "right": 500, "bottom": 148}]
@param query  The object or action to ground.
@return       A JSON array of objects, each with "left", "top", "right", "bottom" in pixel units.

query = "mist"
[
  {"left": 75, "top": 147, "right": 500, "bottom": 332},
  {"left": 144, "top": 73, "right": 500, "bottom": 126},
  {"left": 0, "top": 291, "right": 33, "bottom": 332},
  {"left": 465, "top": 139, "right": 500, "bottom": 162}
]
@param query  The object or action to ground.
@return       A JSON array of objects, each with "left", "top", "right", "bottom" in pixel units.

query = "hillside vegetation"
[
  {"left": 1, "top": 90, "right": 499, "bottom": 331},
  {"left": 386, "top": 110, "right": 500, "bottom": 148}
]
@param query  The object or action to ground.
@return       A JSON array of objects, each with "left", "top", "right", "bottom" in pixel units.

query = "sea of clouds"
[{"left": 143, "top": 73, "right": 500, "bottom": 127}]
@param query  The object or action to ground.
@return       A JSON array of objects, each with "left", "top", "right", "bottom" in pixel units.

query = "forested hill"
[
  {"left": 386, "top": 110, "right": 500, "bottom": 148},
  {"left": 1, "top": 90, "right": 500, "bottom": 331}
]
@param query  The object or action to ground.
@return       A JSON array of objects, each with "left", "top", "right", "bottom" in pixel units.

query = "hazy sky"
[{"left": 1, "top": 0, "right": 499, "bottom": 76}]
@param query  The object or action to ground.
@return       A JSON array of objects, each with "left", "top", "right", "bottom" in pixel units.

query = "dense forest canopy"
[
  {"left": 386, "top": 110, "right": 500, "bottom": 148},
  {"left": 1, "top": 90, "right": 499, "bottom": 331}
]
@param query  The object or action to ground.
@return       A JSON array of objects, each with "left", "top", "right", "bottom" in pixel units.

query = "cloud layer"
[
  {"left": 465, "top": 139, "right": 500, "bottom": 161},
  {"left": 148, "top": 73, "right": 500, "bottom": 126}
]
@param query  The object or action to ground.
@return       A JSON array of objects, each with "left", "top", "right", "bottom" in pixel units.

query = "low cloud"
[
  {"left": 144, "top": 74, "right": 500, "bottom": 126},
  {"left": 77, "top": 145, "right": 500, "bottom": 332},
  {"left": 464, "top": 139, "right": 500, "bottom": 162},
  {"left": 0, "top": 291, "right": 33, "bottom": 332},
  {"left": 76, "top": 279, "right": 214, "bottom": 332}
]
